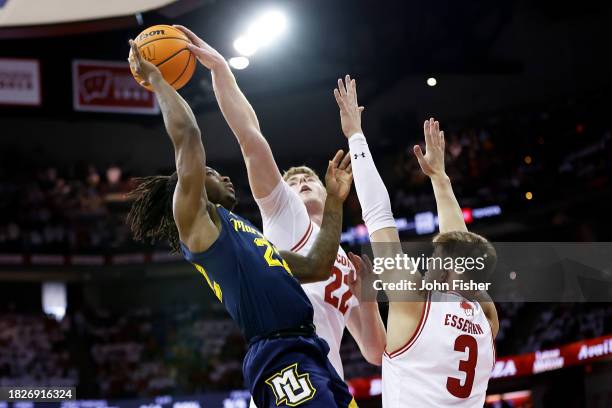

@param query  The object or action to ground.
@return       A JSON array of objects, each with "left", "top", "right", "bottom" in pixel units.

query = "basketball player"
[
  {"left": 173, "top": 28, "right": 387, "bottom": 391},
  {"left": 126, "top": 40, "right": 358, "bottom": 408},
  {"left": 334, "top": 76, "right": 499, "bottom": 406}
]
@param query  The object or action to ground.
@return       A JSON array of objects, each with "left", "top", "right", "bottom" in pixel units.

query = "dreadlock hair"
[{"left": 127, "top": 172, "right": 181, "bottom": 253}]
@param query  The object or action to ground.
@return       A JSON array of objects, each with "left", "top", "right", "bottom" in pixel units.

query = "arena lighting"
[
  {"left": 229, "top": 57, "right": 250, "bottom": 70},
  {"left": 233, "top": 10, "right": 288, "bottom": 56},
  {"left": 233, "top": 36, "right": 258, "bottom": 56},
  {"left": 525, "top": 191, "right": 533, "bottom": 200},
  {"left": 524, "top": 155, "right": 533, "bottom": 164},
  {"left": 427, "top": 77, "right": 437, "bottom": 86}
]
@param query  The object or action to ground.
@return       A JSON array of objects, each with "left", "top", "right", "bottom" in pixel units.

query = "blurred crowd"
[
  {"left": 0, "top": 164, "right": 136, "bottom": 253},
  {"left": 0, "top": 300, "right": 609, "bottom": 398},
  {"left": 0, "top": 97, "right": 611, "bottom": 254}
]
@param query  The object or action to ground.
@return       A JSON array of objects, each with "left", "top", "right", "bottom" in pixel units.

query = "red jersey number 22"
[{"left": 324, "top": 266, "right": 352, "bottom": 314}]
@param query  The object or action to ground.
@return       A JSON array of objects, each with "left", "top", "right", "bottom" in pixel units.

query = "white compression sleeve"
[{"left": 348, "top": 133, "right": 396, "bottom": 235}]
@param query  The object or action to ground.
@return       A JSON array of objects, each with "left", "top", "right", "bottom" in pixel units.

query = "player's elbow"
[
  {"left": 180, "top": 122, "right": 201, "bottom": 141},
  {"left": 238, "top": 127, "right": 266, "bottom": 154},
  {"left": 305, "top": 260, "right": 334, "bottom": 283}
]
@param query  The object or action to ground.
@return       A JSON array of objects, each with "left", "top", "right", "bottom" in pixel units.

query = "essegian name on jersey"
[{"left": 444, "top": 313, "right": 485, "bottom": 335}]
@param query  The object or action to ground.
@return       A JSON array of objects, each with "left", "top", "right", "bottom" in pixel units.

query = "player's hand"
[
  {"left": 129, "top": 40, "right": 162, "bottom": 86},
  {"left": 334, "top": 74, "right": 365, "bottom": 138},
  {"left": 325, "top": 150, "right": 353, "bottom": 202},
  {"left": 173, "top": 25, "right": 227, "bottom": 71},
  {"left": 347, "top": 252, "right": 375, "bottom": 302},
  {"left": 413, "top": 117, "right": 446, "bottom": 178}
]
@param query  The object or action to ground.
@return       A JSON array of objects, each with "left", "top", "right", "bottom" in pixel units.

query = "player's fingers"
[
  {"left": 338, "top": 78, "right": 347, "bottom": 97},
  {"left": 414, "top": 145, "right": 425, "bottom": 162},
  {"left": 345, "top": 162, "right": 352, "bottom": 175},
  {"left": 173, "top": 25, "right": 200, "bottom": 44},
  {"left": 440, "top": 130, "right": 445, "bottom": 148},
  {"left": 351, "top": 79, "right": 359, "bottom": 105},
  {"left": 429, "top": 118, "right": 437, "bottom": 142},
  {"left": 358, "top": 106, "right": 365, "bottom": 113},
  {"left": 424, "top": 120, "right": 432, "bottom": 147},
  {"left": 348, "top": 252, "right": 360, "bottom": 274},
  {"left": 339, "top": 152, "right": 351, "bottom": 170},
  {"left": 362, "top": 254, "right": 373, "bottom": 274},
  {"left": 330, "top": 149, "right": 344, "bottom": 168},
  {"left": 433, "top": 120, "right": 440, "bottom": 145},
  {"left": 348, "top": 252, "right": 363, "bottom": 276},
  {"left": 186, "top": 43, "right": 205, "bottom": 58},
  {"left": 334, "top": 89, "right": 346, "bottom": 110},
  {"left": 129, "top": 40, "right": 140, "bottom": 60}
]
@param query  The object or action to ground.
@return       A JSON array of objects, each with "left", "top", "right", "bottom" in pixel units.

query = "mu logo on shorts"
[{"left": 265, "top": 363, "right": 316, "bottom": 406}]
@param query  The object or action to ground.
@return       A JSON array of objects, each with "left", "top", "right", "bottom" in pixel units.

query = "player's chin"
[
  {"left": 225, "top": 191, "right": 238, "bottom": 209},
  {"left": 300, "top": 191, "right": 319, "bottom": 204}
]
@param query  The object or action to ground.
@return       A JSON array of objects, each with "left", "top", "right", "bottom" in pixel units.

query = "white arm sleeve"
[
  {"left": 254, "top": 180, "right": 313, "bottom": 251},
  {"left": 349, "top": 133, "right": 396, "bottom": 235}
]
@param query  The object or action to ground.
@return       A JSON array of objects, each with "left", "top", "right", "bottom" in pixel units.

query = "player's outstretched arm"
[
  {"left": 413, "top": 118, "right": 467, "bottom": 233},
  {"left": 414, "top": 118, "right": 498, "bottom": 336},
  {"left": 129, "top": 40, "right": 218, "bottom": 252},
  {"left": 279, "top": 151, "right": 352, "bottom": 283},
  {"left": 173, "top": 25, "right": 282, "bottom": 200},
  {"left": 333, "top": 75, "right": 400, "bottom": 244},
  {"left": 335, "top": 75, "right": 425, "bottom": 355}
]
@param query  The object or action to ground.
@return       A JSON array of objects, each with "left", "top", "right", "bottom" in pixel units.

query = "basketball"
[{"left": 129, "top": 24, "right": 196, "bottom": 90}]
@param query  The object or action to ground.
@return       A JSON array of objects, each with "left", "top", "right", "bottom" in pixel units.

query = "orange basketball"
[{"left": 130, "top": 24, "right": 196, "bottom": 91}]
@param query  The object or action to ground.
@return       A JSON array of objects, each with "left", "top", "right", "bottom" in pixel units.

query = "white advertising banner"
[
  {"left": 0, "top": 58, "right": 41, "bottom": 106},
  {"left": 0, "top": 0, "right": 178, "bottom": 27}
]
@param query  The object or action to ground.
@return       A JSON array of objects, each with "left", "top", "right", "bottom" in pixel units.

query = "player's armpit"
[
  {"left": 474, "top": 291, "right": 499, "bottom": 338},
  {"left": 370, "top": 227, "right": 400, "bottom": 243},
  {"left": 255, "top": 180, "right": 312, "bottom": 251},
  {"left": 386, "top": 299, "right": 428, "bottom": 356}
]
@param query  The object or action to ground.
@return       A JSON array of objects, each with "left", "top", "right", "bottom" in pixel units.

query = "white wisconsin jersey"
[
  {"left": 382, "top": 291, "right": 495, "bottom": 408},
  {"left": 255, "top": 180, "right": 358, "bottom": 379}
]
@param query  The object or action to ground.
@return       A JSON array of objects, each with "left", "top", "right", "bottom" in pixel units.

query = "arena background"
[{"left": 0, "top": 0, "right": 611, "bottom": 407}]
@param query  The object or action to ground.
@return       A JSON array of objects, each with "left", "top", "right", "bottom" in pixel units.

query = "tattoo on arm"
[{"left": 281, "top": 196, "right": 343, "bottom": 283}]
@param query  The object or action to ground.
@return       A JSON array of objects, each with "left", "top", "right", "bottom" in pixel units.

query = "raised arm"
[
  {"left": 129, "top": 40, "right": 218, "bottom": 251},
  {"left": 279, "top": 151, "right": 351, "bottom": 283},
  {"left": 414, "top": 118, "right": 498, "bottom": 336},
  {"left": 335, "top": 75, "right": 424, "bottom": 356},
  {"left": 173, "top": 25, "right": 282, "bottom": 200},
  {"left": 413, "top": 118, "right": 467, "bottom": 233}
]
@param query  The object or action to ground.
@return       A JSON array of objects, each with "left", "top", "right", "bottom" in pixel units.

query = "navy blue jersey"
[{"left": 180, "top": 205, "right": 314, "bottom": 342}]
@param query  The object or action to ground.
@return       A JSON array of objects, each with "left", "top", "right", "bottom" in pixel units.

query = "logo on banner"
[
  {"left": 491, "top": 360, "right": 517, "bottom": 378},
  {"left": 577, "top": 338, "right": 612, "bottom": 360},
  {"left": 0, "top": 58, "right": 41, "bottom": 106},
  {"left": 533, "top": 349, "right": 564, "bottom": 374},
  {"left": 72, "top": 60, "right": 159, "bottom": 114},
  {"left": 265, "top": 363, "right": 316, "bottom": 406}
]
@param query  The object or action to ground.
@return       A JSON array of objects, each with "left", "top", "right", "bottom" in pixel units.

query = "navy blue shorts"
[{"left": 244, "top": 335, "right": 357, "bottom": 407}]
